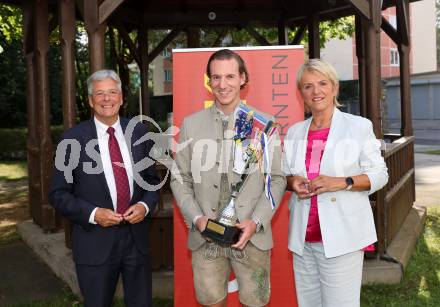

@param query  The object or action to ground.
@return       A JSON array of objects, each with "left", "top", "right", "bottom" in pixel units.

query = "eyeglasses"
[{"left": 92, "top": 89, "right": 120, "bottom": 99}]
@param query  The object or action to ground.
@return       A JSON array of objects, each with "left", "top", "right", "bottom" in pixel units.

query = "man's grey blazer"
[{"left": 171, "top": 105, "right": 286, "bottom": 251}]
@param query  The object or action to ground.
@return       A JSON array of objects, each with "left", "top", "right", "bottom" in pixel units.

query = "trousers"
[{"left": 293, "top": 242, "right": 364, "bottom": 307}]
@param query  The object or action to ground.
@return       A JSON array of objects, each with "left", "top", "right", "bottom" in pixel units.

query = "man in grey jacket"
[{"left": 171, "top": 49, "right": 286, "bottom": 307}]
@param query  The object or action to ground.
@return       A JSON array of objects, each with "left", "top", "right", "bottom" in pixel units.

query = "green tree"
[
  {"left": 0, "top": 4, "right": 22, "bottom": 43},
  {"left": 74, "top": 23, "right": 91, "bottom": 121},
  {"left": 0, "top": 5, "right": 26, "bottom": 128},
  {"left": 0, "top": 4, "right": 63, "bottom": 128}
]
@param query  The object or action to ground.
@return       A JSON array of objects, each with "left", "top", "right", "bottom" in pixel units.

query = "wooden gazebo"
[{"left": 2, "top": 0, "right": 417, "bottom": 266}]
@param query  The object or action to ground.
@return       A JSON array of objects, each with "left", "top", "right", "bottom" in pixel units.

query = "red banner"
[{"left": 172, "top": 46, "right": 304, "bottom": 307}]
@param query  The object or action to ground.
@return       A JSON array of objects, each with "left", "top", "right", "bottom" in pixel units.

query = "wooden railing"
[{"left": 374, "top": 135, "right": 415, "bottom": 255}]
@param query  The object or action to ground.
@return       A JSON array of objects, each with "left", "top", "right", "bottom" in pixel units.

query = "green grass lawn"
[
  {"left": 361, "top": 206, "right": 440, "bottom": 306},
  {"left": 0, "top": 160, "right": 27, "bottom": 181},
  {"left": 423, "top": 150, "right": 440, "bottom": 155},
  {"left": 0, "top": 160, "right": 28, "bottom": 246},
  {"left": 0, "top": 225, "right": 20, "bottom": 246}
]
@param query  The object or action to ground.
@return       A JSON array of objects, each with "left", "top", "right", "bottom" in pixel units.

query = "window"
[
  {"left": 162, "top": 48, "right": 171, "bottom": 58},
  {"left": 164, "top": 69, "right": 172, "bottom": 82},
  {"left": 390, "top": 49, "right": 399, "bottom": 66}
]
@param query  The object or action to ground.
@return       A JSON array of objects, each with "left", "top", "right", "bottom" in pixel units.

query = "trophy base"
[{"left": 202, "top": 219, "right": 242, "bottom": 245}]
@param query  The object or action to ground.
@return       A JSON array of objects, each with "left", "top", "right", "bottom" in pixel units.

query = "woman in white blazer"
[{"left": 283, "top": 59, "right": 388, "bottom": 307}]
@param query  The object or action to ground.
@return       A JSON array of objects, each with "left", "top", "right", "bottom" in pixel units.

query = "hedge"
[{"left": 0, "top": 126, "right": 64, "bottom": 160}]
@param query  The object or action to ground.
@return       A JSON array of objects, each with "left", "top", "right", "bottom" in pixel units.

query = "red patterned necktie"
[{"left": 107, "top": 127, "right": 130, "bottom": 214}]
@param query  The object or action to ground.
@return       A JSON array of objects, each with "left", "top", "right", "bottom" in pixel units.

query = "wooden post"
[
  {"left": 139, "top": 25, "right": 149, "bottom": 116},
  {"left": 278, "top": 19, "right": 288, "bottom": 45},
  {"left": 34, "top": 0, "right": 55, "bottom": 230},
  {"left": 186, "top": 28, "right": 200, "bottom": 48},
  {"left": 307, "top": 14, "right": 320, "bottom": 59},
  {"left": 399, "top": 44, "right": 412, "bottom": 136},
  {"left": 363, "top": 0, "right": 382, "bottom": 139},
  {"left": 23, "top": 0, "right": 41, "bottom": 226},
  {"left": 84, "top": 0, "right": 106, "bottom": 72},
  {"left": 59, "top": 0, "right": 77, "bottom": 130},
  {"left": 363, "top": 0, "right": 384, "bottom": 255},
  {"left": 398, "top": 0, "right": 413, "bottom": 136},
  {"left": 355, "top": 14, "right": 367, "bottom": 117},
  {"left": 59, "top": 0, "right": 77, "bottom": 248}
]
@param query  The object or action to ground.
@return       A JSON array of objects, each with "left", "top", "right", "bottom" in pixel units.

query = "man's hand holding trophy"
[{"left": 202, "top": 105, "right": 278, "bottom": 245}]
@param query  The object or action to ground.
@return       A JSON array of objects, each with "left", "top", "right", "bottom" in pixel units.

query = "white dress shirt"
[{"left": 89, "top": 116, "right": 149, "bottom": 224}]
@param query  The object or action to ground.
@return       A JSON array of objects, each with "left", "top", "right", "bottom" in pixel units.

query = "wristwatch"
[{"left": 345, "top": 177, "right": 354, "bottom": 191}]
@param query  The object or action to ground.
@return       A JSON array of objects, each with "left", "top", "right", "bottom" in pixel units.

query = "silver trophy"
[{"left": 202, "top": 145, "right": 258, "bottom": 245}]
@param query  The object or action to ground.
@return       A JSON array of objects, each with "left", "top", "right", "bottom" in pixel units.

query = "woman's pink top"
[
  {"left": 304, "top": 128, "right": 330, "bottom": 242},
  {"left": 303, "top": 127, "right": 376, "bottom": 251}
]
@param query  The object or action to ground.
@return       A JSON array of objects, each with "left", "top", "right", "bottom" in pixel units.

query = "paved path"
[
  {"left": 413, "top": 129, "right": 440, "bottom": 145},
  {"left": 0, "top": 242, "right": 66, "bottom": 306},
  {"left": 389, "top": 119, "right": 440, "bottom": 146},
  {"left": 414, "top": 146, "right": 440, "bottom": 207}
]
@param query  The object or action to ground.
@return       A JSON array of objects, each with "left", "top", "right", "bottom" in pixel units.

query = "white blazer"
[{"left": 282, "top": 108, "right": 388, "bottom": 258}]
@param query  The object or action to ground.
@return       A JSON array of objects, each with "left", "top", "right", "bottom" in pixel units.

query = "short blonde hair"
[{"left": 296, "top": 59, "right": 341, "bottom": 107}]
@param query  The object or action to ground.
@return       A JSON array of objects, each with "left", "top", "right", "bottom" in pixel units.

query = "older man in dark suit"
[{"left": 49, "top": 69, "right": 159, "bottom": 307}]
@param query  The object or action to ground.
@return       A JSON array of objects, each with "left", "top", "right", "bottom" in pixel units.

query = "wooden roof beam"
[
  {"left": 99, "top": 0, "right": 125, "bottom": 24},
  {"left": 314, "top": 4, "right": 353, "bottom": 19},
  {"left": 146, "top": 26, "right": 183, "bottom": 64},
  {"left": 290, "top": 22, "right": 306, "bottom": 45},
  {"left": 245, "top": 26, "right": 271, "bottom": 46},
  {"left": 211, "top": 29, "right": 229, "bottom": 47},
  {"left": 285, "top": 4, "right": 353, "bottom": 25},
  {"left": 111, "top": 7, "right": 141, "bottom": 27},
  {"left": 381, "top": 16, "right": 400, "bottom": 45},
  {"left": 114, "top": 21, "right": 140, "bottom": 65},
  {"left": 344, "top": 0, "right": 370, "bottom": 20},
  {"left": 138, "top": 10, "right": 286, "bottom": 27}
]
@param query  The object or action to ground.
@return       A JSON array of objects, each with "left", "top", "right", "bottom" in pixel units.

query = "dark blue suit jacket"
[{"left": 49, "top": 117, "right": 159, "bottom": 265}]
